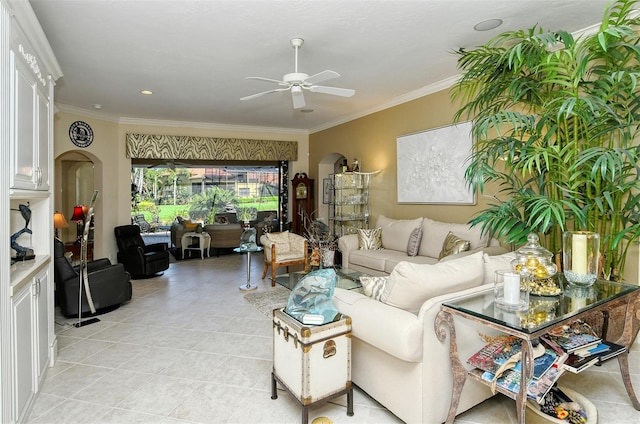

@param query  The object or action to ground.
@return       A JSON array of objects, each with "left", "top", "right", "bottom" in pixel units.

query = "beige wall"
[
  {"left": 54, "top": 111, "right": 309, "bottom": 263},
  {"left": 309, "top": 87, "right": 640, "bottom": 283},
  {"left": 309, "top": 87, "right": 494, "bottom": 227}
]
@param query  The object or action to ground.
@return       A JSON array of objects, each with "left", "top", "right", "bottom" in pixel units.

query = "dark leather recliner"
[
  {"left": 53, "top": 238, "right": 132, "bottom": 318},
  {"left": 114, "top": 225, "right": 170, "bottom": 278}
]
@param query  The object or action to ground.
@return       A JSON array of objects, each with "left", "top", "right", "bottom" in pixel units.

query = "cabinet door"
[
  {"left": 34, "top": 269, "right": 50, "bottom": 384},
  {"left": 36, "top": 90, "right": 50, "bottom": 190},
  {"left": 11, "top": 283, "right": 35, "bottom": 423},
  {"left": 9, "top": 50, "right": 37, "bottom": 190}
]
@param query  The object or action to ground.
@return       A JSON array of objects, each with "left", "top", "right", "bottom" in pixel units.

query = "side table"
[
  {"left": 181, "top": 231, "right": 211, "bottom": 259},
  {"left": 233, "top": 245, "right": 262, "bottom": 291},
  {"left": 64, "top": 241, "right": 93, "bottom": 264},
  {"left": 435, "top": 277, "right": 640, "bottom": 424},
  {"left": 272, "top": 308, "right": 353, "bottom": 424}
]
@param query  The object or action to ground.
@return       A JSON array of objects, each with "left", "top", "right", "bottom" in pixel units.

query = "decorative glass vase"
[
  {"left": 562, "top": 231, "right": 600, "bottom": 287},
  {"left": 494, "top": 269, "right": 529, "bottom": 311}
]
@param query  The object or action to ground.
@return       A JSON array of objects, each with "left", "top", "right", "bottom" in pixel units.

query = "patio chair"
[{"left": 132, "top": 214, "right": 153, "bottom": 233}]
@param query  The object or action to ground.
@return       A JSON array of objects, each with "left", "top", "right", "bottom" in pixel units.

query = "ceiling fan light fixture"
[
  {"left": 240, "top": 38, "right": 355, "bottom": 109},
  {"left": 474, "top": 18, "right": 503, "bottom": 31}
]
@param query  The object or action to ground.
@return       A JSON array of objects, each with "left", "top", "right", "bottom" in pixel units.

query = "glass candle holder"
[
  {"left": 562, "top": 231, "right": 600, "bottom": 286},
  {"left": 494, "top": 269, "right": 529, "bottom": 311}
]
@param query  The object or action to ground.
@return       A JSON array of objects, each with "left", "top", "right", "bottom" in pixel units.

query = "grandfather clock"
[{"left": 291, "top": 172, "right": 314, "bottom": 235}]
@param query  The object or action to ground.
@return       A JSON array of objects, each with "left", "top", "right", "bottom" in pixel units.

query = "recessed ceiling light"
[
  {"left": 474, "top": 19, "right": 503, "bottom": 31},
  {"left": 300, "top": 109, "right": 314, "bottom": 113},
  {"left": 140, "top": 90, "right": 153, "bottom": 95},
  {"left": 93, "top": 104, "right": 102, "bottom": 110}
]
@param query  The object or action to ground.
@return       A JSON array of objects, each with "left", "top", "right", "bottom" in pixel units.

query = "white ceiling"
[{"left": 28, "top": 0, "right": 614, "bottom": 133}]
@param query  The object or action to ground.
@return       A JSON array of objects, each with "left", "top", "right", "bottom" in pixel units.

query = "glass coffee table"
[{"left": 275, "top": 268, "right": 367, "bottom": 292}]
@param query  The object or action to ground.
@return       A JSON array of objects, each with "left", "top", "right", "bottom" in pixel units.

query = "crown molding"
[
  {"left": 7, "top": 0, "right": 62, "bottom": 80},
  {"left": 56, "top": 103, "right": 309, "bottom": 136},
  {"left": 309, "top": 75, "right": 461, "bottom": 134},
  {"left": 118, "top": 116, "right": 309, "bottom": 136}
]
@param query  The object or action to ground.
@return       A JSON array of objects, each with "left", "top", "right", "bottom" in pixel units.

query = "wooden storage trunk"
[{"left": 272, "top": 308, "right": 353, "bottom": 423}]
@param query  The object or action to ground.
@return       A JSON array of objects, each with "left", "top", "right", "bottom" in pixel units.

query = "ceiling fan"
[{"left": 240, "top": 38, "right": 355, "bottom": 109}]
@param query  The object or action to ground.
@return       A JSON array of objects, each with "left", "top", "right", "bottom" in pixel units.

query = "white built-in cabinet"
[
  {"left": 9, "top": 21, "right": 50, "bottom": 191},
  {"left": 11, "top": 268, "right": 49, "bottom": 423},
  {"left": 1, "top": 1, "right": 61, "bottom": 423}
]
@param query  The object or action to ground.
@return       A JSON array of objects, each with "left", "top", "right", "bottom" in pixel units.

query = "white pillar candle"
[
  {"left": 572, "top": 233, "right": 588, "bottom": 274},
  {"left": 503, "top": 273, "right": 521, "bottom": 305}
]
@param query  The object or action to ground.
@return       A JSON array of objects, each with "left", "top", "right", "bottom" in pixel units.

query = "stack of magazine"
[
  {"left": 466, "top": 320, "right": 627, "bottom": 404},
  {"left": 541, "top": 320, "right": 626, "bottom": 373},
  {"left": 467, "top": 337, "right": 564, "bottom": 403}
]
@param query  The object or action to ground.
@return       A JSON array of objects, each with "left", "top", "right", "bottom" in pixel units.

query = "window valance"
[{"left": 126, "top": 133, "right": 298, "bottom": 161}]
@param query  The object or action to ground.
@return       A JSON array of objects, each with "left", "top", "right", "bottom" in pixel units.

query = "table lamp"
[
  {"left": 53, "top": 211, "right": 69, "bottom": 239},
  {"left": 71, "top": 205, "right": 86, "bottom": 243}
]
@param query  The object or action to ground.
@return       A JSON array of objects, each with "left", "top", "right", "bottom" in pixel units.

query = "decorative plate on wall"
[{"left": 69, "top": 121, "right": 94, "bottom": 148}]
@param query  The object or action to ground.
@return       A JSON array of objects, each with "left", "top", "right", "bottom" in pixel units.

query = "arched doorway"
[{"left": 54, "top": 151, "right": 102, "bottom": 251}]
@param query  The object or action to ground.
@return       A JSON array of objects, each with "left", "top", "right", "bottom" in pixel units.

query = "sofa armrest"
[{"left": 337, "top": 234, "right": 359, "bottom": 269}]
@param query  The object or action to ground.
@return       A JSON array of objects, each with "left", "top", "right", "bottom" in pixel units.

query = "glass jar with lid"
[{"left": 511, "top": 233, "right": 561, "bottom": 296}]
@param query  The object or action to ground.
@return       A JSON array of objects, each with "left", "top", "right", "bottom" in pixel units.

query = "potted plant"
[{"left": 452, "top": 0, "right": 640, "bottom": 280}]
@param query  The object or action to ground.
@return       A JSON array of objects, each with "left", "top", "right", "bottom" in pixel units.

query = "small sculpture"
[{"left": 11, "top": 203, "right": 35, "bottom": 263}]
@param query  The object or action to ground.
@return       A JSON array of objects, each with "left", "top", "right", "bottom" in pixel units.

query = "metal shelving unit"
[{"left": 329, "top": 172, "right": 373, "bottom": 237}]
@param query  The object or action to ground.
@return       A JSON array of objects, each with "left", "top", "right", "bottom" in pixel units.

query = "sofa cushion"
[
  {"left": 332, "top": 288, "right": 423, "bottom": 362},
  {"left": 407, "top": 227, "right": 423, "bottom": 257},
  {"left": 483, "top": 252, "right": 517, "bottom": 285},
  {"left": 439, "top": 231, "right": 471, "bottom": 259},
  {"left": 376, "top": 215, "right": 423, "bottom": 252},
  {"left": 419, "top": 219, "right": 489, "bottom": 258},
  {"left": 358, "top": 228, "right": 382, "bottom": 250},
  {"left": 380, "top": 252, "right": 485, "bottom": 314},
  {"left": 266, "top": 231, "right": 291, "bottom": 251}
]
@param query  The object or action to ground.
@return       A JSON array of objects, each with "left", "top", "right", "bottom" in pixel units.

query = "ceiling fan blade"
[
  {"left": 240, "top": 88, "right": 288, "bottom": 101},
  {"left": 309, "top": 85, "right": 355, "bottom": 97},
  {"left": 246, "top": 76, "right": 286, "bottom": 85},
  {"left": 304, "top": 70, "right": 339, "bottom": 85},
  {"left": 291, "top": 86, "right": 306, "bottom": 109}
]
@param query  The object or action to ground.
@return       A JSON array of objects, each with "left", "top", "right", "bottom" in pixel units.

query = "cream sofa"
[
  {"left": 332, "top": 251, "right": 517, "bottom": 424},
  {"left": 339, "top": 215, "right": 507, "bottom": 275}
]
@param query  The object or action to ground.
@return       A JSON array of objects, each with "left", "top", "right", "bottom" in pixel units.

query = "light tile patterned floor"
[{"left": 28, "top": 253, "right": 640, "bottom": 423}]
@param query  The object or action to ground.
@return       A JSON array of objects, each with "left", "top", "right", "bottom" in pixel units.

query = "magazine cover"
[
  {"left": 468, "top": 337, "right": 522, "bottom": 373},
  {"left": 544, "top": 320, "right": 601, "bottom": 353}
]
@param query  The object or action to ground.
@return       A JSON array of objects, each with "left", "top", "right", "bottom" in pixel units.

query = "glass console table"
[{"left": 435, "top": 275, "right": 640, "bottom": 424}]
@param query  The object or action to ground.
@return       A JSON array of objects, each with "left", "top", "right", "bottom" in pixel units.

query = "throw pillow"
[
  {"left": 184, "top": 221, "right": 198, "bottom": 230},
  {"left": 266, "top": 231, "right": 291, "bottom": 252},
  {"left": 358, "top": 228, "right": 382, "bottom": 250},
  {"left": 215, "top": 215, "right": 228, "bottom": 224},
  {"left": 406, "top": 227, "right": 423, "bottom": 257},
  {"left": 359, "top": 275, "right": 388, "bottom": 301},
  {"left": 439, "top": 231, "right": 471, "bottom": 259},
  {"left": 380, "top": 252, "right": 485, "bottom": 314}
]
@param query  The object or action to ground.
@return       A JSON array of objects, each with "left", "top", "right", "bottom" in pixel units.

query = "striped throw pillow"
[{"left": 358, "top": 228, "right": 382, "bottom": 250}]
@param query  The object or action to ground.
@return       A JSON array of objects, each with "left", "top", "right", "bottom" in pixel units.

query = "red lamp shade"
[{"left": 71, "top": 205, "right": 85, "bottom": 222}]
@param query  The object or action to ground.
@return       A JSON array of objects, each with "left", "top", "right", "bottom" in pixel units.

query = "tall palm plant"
[{"left": 452, "top": 0, "right": 640, "bottom": 280}]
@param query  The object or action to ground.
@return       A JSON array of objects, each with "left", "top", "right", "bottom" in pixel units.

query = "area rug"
[{"left": 244, "top": 285, "right": 291, "bottom": 318}]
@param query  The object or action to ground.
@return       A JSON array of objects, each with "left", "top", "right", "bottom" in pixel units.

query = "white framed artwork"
[{"left": 396, "top": 121, "right": 475, "bottom": 204}]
